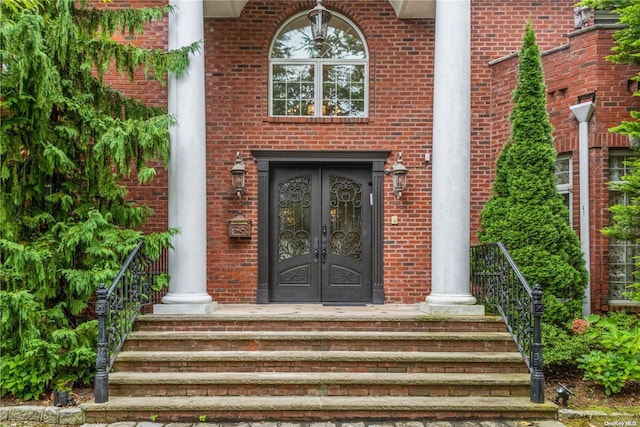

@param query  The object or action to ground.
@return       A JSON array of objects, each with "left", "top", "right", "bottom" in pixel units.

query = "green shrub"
[
  {"left": 577, "top": 313, "right": 640, "bottom": 395},
  {"left": 542, "top": 322, "right": 591, "bottom": 372},
  {"left": 0, "top": 291, "right": 98, "bottom": 399},
  {"left": 0, "top": 1, "right": 186, "bottom": 399}
]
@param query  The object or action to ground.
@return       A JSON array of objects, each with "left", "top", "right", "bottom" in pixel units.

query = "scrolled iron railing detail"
[
  {"left": 94, "top": 241, "right": 168, "bottom": 403},
  {"left": 470, "top": 242, "right": 545, "bottom": 403}
]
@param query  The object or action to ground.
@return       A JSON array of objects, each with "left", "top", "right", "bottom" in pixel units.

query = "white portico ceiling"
[
  {"left": 387, "top": 0, "right": 436, "bottom": 18},
  {"left": 202, "top": 0, "right": 436, "bottom": 19},
  {"left": 203, "top": 0, "right": 249, "bottom": 18}
]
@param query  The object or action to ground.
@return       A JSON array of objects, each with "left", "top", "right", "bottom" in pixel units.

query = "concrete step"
[
  {"left": 81, "top": 395, "right": 559, "bottom": 423},
  {"left": 134, "top": 313, "right": 508, "bottom": 333},
  {"left": 112, "top": 350, "right": 530, "bottom": 374},
  {"left": 122, "top": 330, "right": 517, "bottom": 352},
  {"left": 96, "top": 306, "right": 555, "bottom": 423},
  {"left": 108, "top": 371, "right": 532, "bottom": 397}
]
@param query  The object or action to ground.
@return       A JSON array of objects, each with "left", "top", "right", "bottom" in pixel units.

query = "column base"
[
  {"left": 421, "top": 293, "right": 484, "bottom": 316},
  {"left": 153, "top": 302, "right": 218, "bottom": 315},
  {"left": 420, "top": 302, "right": 485, "bottom": 316},
  {"left": 161, "top": 292, "right": 213, "bottom": 305}
]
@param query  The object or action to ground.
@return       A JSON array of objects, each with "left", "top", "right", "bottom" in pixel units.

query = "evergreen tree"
[
  {"left": 580, "top": 0, "right": 640, "bottom": 302},
  {"left": 478, "top": 22, "right": 588, "bottom": 327},
  {"left": 0, "top": 0, "right": 198, "bottom": 398}
]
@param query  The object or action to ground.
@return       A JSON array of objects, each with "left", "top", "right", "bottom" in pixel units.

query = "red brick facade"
[{"left": 111, "top": 0, "right": 639, "bottom": 311}]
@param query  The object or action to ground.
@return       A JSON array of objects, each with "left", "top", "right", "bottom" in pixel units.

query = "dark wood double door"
[{"left": 269, "top": 166, "right": 372, "bottom": 303}]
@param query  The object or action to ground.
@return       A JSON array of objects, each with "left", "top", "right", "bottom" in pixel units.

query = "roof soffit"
[
  {"left": 388, "top": 0, "right": 436, "bottom": 18},
  {"left": 203, "top": 0, "right": 249, "bottom": 18},
  {"left": 203, "top": 0, "right": 435, "bottom": 19}
]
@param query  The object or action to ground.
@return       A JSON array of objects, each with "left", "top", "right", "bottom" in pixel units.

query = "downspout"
[{"left": 569, "top": 101, "right": 595, "bottom": 316}]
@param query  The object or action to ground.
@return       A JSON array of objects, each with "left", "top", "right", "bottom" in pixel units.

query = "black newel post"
[
  {"left": 94, "top": 283, "right": 110, "bottom": 403},
  {"left": 530, "top": 283, "right": 545, "bottom": 403}
]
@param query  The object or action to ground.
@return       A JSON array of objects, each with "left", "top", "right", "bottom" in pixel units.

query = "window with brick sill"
[{"left": 269, "top": 12, "right": 368, "bottom": 118}]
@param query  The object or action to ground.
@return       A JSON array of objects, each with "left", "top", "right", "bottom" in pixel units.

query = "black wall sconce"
[
  {"left": 385, "top": 152, "right": 409, "bottom": 199},
  {"left": 308, "top": 0, "right": 332, "bottom": 50},
  {"left": 230, "top": 152, "right": 247, "bottom": 198}
]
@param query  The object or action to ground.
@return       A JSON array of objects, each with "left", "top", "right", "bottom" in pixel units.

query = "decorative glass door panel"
[{"left": 270, "top": 166, "right": 371, "bottom": 302}]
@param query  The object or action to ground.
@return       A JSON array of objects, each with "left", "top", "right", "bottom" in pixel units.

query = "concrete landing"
[{"left": 140, "top": 303, "right": 498, "bottom": 321}]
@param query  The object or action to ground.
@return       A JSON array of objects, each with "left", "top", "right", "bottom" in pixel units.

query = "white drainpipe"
[{"left": 569, "top": 101, "right": 595, "bottom": 316}]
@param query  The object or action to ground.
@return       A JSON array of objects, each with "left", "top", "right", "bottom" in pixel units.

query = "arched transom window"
[{"left": 269, "top": 12, "right": 368, "bottom": 117}]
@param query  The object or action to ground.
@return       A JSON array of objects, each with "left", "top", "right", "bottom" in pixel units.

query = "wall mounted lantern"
[
  {"left": 308, "top": 0, "right": 332, "bottom": 50},
  {"left": 385, "top": 152, "right": 409, "bottom": 199},
  {"left": 230, "top": 152, "right": 247, "bottom": 198}
]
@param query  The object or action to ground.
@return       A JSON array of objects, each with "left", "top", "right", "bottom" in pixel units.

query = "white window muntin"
[
  {"left": 270, "top": 61, "right": 316, "bottom": 117},
  {"left": 269, "top": 59, "right": 368, "bottom": 117},
  {"left": 320, "top": 60, "right": 368, "bottom": 117}
]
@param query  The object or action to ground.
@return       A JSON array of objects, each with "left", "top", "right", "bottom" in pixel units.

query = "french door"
[{"left": 269, "top": 166, "right": 372, "bottom": 303}]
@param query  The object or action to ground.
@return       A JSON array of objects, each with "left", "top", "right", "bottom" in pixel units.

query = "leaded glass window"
[
  {"left": 278, "top": 175, "right": 312, "bottom": 262},
  {"left": 329, "top": 175, "right": 362, "bottom": 260},
  {"left": 608, "top": 151, "right": 639, "bottom": 301},
  {"left": 269, "top": 12, "right": 368, "bottom": 117}
]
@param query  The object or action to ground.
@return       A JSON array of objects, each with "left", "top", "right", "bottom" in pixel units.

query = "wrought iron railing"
[
  {"left": 470, "top": 242, "right": 545, "bottom": 403},
  {"left": 94, "top": 241, "right": 168, "bottom": 403}
]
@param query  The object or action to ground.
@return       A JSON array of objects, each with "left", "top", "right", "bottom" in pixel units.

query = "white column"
[
  {"left": 421, "top": 0, "right": 483, "bottom": 315},
  {"left": 570, "top": 101, "right": 595, "bottom": 316},
  {"left": 155, "top": 0, "right": 215, "bottom": 314}
]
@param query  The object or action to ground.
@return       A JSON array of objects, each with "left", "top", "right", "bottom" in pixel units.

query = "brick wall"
[
  {"left": 204, "top": 0, "right": 440, "bottom": 303},
  {"left": 102, "top": 0, "right": 639, "bottom": 308}
]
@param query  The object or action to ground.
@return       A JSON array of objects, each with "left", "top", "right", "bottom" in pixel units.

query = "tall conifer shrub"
[
  {"left": 0, "top": 0, "right": 198, "bottom": 398},
  {"left": 478, "top": 22, "right": 588, "bottom": 327}
]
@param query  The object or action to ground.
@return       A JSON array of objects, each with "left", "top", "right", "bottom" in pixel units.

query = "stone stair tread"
[
  {"left": 90, "top": 310, "right": 555, "bottom": 423},
  {"left": 109, "top": 371, "right": 531, "bottom": 385},
  {"left": 128, "top": 330, "right": 513, "bottom": 340},
  {"left": 114, "top": 350, "right": 525, "bottom": 362},
  {"left": 81, "top": 395, "right": 557, "bottom": 412},
  {"left": 137, "top": 310, "right": 504, "bottom": 323}
]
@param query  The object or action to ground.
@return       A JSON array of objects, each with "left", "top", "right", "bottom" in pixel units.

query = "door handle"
[
  {"left": 313, "top": 237, "right": 319, "bottom": 262},
  {"left": 321, "top": 237, "right": 327, "bottom": 263}
]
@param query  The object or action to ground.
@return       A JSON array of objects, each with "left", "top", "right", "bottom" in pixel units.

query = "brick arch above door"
[{"left": 251, "top": 150, "right": 390, "bottom": 304}]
